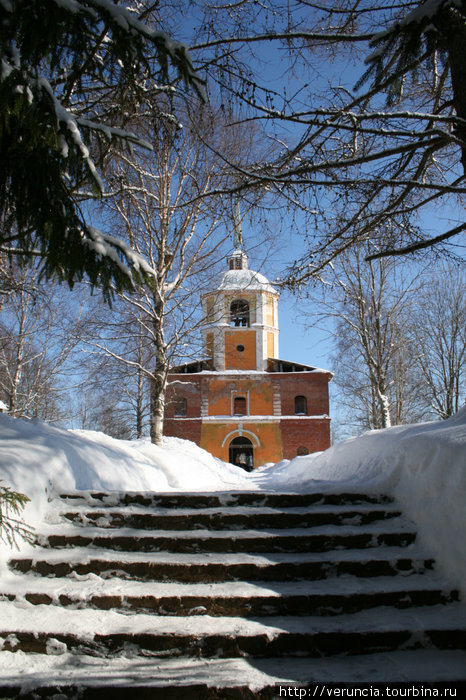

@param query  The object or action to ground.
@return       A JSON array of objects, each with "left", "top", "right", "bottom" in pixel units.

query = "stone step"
[
  {"left": 59, "top": 503, "right": 402, "bottom": 531},
  {"left": 1, "top": 604, "right": 465, "bottom": 659},
  {"left": 58, "top": 491, "right": 394, "bottom": 509},
  {"left": 9, "top": 546, "right": 435, "bottom": 582},
  {"left": 6, "top": 626, "right": 465, "bottom": 658},
  {"left": 1, "top": 575, "right": 459, "bottom": 616},
  {"left": 38, "top": 524, "right": 416, "bottom": 553},
  {"left": 1, "top": 651, "right": 466, "bottom": 697}
]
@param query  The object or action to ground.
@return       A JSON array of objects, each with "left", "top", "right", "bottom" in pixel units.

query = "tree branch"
[{"left": 367, "top": 223, "right": 466, "bottom": 260}]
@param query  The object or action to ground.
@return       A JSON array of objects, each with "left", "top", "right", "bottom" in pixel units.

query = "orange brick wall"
[
  {"left": 200, "top": 420, "right": 283, "bottom": 466},
  {"left": 224, "top": 330, "right": 256, "bottom": 370},
  {"left": 267, "top": 332, "right": 275, "bottom": 358}
]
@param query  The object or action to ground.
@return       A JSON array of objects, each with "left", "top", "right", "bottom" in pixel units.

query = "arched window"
[
  {"left": 233, "top": 396, "right": 247, "bottom": 415},
  {"left": 294, "top": 395, "right": 307, "bottom": 415},
  {"left": 230, "top": 299, "right": 250, "bottom": 327},
  {"left": 174, "top": 398, "right": 187, "bottom": 417}
]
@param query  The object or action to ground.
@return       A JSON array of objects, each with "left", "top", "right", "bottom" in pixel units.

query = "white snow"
[
  {"left": 253, "top": 408, "right": 466, "bottom": 595},
  {"left": 0, "top": 414, "right": 254, "bottom": 562},
  {"left": 213, "top": 268, "right": 277, "bottom": 293},
  {"left": 2, "top": 652, "right": 465, "bottom": 689},
  {"left": 1, "top": 407, "right": 465, "bottom": 596},
  {"left": 2, "top": 602, "right": 466, "bottom": 640}
]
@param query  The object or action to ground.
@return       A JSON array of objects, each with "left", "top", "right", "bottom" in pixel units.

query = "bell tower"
[
  {"left": 165, "top": 202, "right": 332, "bottom": 465},
  {"left": 202, "top": 249, "right": 279, "bottom": 372}
]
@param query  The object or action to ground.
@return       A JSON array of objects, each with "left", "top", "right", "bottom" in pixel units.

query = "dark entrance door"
[{"left": 229, "top": 436, "right": 254, "bottom": 471}]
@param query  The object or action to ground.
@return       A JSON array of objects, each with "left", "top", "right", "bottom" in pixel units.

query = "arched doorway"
[{"left": 229, "top": 436, "right": 254, "bottom": 471}]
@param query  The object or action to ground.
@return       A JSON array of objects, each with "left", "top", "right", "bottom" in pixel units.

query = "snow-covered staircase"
[{"left": 1, "top": 491, "right": 466, "bottom": 696}]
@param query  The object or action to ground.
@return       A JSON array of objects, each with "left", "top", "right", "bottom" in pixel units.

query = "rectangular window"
[
  {"left": 174, "top": 398, "right": 187, "bottom": 417},
  {"left": 233, "top": 396, "right": 247, "bottom": 415},
  {"left": 231, "top": 390, "right": 249, "bottom": 416}
]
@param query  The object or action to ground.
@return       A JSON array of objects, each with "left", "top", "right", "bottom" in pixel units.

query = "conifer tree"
[{"left": 0, "top": 0, "right": 203, "bottom": 297}]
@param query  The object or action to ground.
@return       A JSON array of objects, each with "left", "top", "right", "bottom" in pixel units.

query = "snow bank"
[
  {"left": 0, "top": 409, "right": 465, "bottom": 596},
  {"left": 254, "top": 408, "right": 466, "bottom": 594},
  {"left": 0, "top": 413, "right": 253, "bottom": 566}
]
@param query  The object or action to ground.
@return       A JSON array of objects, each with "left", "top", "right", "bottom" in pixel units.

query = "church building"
[{"left": 164, "top": 245, "right": 332, "bottom": 469}]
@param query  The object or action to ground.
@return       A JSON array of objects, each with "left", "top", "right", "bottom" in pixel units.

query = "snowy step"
[
  {"left": 3, "top": 489, "right": 465, "bottom": 691},
  {"left": 9, "top": 546, "right": 435, "bottom": 583},
  {"left": 58, "top": 491, "right": 393, "bottom": 509},
  {"left": 37, "top": 521, "right": 417, "bottom": 553},
  {"left": 58, "top": 502, "right": 403, "bottom": 531},
  {"left": 1, "top": 574, "right": 459, "bottom": 617},
  {"left": 1, "top": 650, "right": 466, "bottom": 695},
  {"left": 1, "top": 603, "right": 466, "bottom": 659}
]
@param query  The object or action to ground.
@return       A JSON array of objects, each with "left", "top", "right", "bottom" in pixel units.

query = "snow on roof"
[{"left": 212, "top": 268, "right": 278, "bottom": 294}]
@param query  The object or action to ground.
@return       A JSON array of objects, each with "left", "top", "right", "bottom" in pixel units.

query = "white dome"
[{"left": 214, "top": 268, "right": 278, "bottom": 294}]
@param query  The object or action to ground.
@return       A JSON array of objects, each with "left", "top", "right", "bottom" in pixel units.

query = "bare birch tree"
[
  {"left": 89, "top": 104, "right": 253, "bottom": 444},
  {"left": 315, "top": 242, "right": 426, "bottom": 431},
  {"left": 409, "top": 266, "right": 465, "bottom": 418},
  {"left": 76, "top": 300, "right": 152, "bottom": 439},
  {"left": 0, "top": 262, "right": 82, "bottom": 420}
]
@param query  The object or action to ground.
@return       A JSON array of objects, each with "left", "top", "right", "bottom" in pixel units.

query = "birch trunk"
[{"left": 149, "top": 298, "right": 168, "bottom": 447}]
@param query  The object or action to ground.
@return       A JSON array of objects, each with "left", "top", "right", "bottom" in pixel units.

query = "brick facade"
[
  {"left": 163, "top": 417, "right": 202, "bottom": 445},
  {"left": 165, "top": 369, "right": 331, "bottom": 466},
  {"left": 274, "top": 373, "right": 330, "bottom": 417},
  {"left": 279, "top": 417, "right": 331, "bottom": 460}
]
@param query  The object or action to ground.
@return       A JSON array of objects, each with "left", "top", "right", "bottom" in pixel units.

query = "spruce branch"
[{"left": 0, "top": 481, "right": 35, "bottom": 549}]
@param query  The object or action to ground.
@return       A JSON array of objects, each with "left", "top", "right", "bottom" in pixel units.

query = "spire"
[
  {"left": 228, "top": 196, "right": 248, "bottom": 270},
  {"left": 233, "top": 197, "right": 243, "bottom": 250}
]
